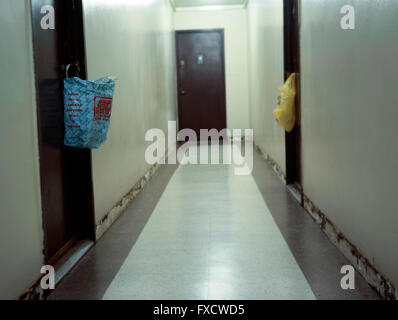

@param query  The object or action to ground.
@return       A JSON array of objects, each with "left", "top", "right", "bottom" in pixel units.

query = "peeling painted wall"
[
  {"left": 300, "top": 0, "right": 398, "bottom": 287},
  {"left": 83, "top": 0, "right": 178, "bottom": 224}
]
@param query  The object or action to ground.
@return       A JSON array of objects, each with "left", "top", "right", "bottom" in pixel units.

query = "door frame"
[
  {"left": 283, "top": 0, "right": 302, "bottom": 194},
  {"left": 175, "top": 29, "right": 227, "bottom": 133},
  {"left": 30, "top": 0, "right": 96, "bottom": 264}
]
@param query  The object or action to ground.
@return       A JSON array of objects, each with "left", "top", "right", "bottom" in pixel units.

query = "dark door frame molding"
[
  {"left": 283, "top": 0, "right": 302, "bottom": 192},
  {"left": 30, "top": 0, "right": 95, "bottom": 264}
]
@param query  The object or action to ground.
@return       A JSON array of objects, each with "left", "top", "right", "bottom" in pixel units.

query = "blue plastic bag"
[{"left": 64, "top": 76, "right": 116, "bottom": 149}]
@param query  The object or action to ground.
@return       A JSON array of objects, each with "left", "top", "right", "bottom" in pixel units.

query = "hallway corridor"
[
  {"left": 48, "top": 145, "right": 378, "bottom": 300},
  {"left": 3, "top": 0, "right": 398, "bottom": 304}
]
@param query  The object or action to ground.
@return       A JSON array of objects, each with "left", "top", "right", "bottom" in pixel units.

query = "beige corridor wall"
[
  {"left": 300, "top": 0, "right": 398, "bottom": 285},
  {"left": 174, "top": 8, "right": 250, "bottom": 130},
  {"left": 83, "top": 0, "right": 177, "bottom": 224},
  {"left": 247, "top": 0, "right": 285, "bottom": 173},
  {"left": 0, "top": 1, "right": 44, "bottom": 299}
]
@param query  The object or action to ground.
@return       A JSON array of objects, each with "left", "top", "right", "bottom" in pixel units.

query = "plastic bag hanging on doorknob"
[
  {"left": 272, "top": 73, "right": 297, "bottom": 133},
  {"left": 64, "top": 75, "right": 116, "bottom": 149}
]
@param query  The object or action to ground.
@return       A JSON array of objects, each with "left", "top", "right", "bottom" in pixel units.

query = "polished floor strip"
[{"left": 102, "top": 145, "right": 315, "bottom": 300}]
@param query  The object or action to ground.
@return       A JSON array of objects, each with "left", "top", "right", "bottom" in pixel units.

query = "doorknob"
[{"left": 181, "top": 90, "right": 186, "bottom": 95}]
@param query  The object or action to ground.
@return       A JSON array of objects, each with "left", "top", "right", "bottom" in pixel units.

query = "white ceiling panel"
[{"left": 173, "top": 0, "right": 246, "bottom": 8}]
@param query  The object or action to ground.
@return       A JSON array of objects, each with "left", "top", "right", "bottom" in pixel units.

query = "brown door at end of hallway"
[
  {"left": 31, "top": 0, "right": 95, "bottom": 264},
  {"left": 176, "top": 30, "right": 227, "bottom": 138}
]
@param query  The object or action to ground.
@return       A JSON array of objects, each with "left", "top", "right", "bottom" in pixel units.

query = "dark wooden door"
[
  {"left": 284, "top": 0, "right": 302, "bottom": 190},
  {"left": 176, "top": 30, "right": 227, "bottom": 138},
  {"left": 31, "top": 0, "right": 95, "bottom": 264}
]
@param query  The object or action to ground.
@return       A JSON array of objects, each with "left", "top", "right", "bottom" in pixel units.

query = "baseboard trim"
[
  {"left": 95, "top": 144, "right": 177, "bottom": 241},
  {"left": 95, "top": 162, "right": 162, "bottom": 240},
  {"left": 19, "top": 275, "right": 44, "bottom": 300},
  {"left": 254, "top": 143, "right": 286, "bottom": 183},
  {"left": 255, "top": 142, "right": 397, "bottom": 300},
  {"left": 303, "top": 194, "right": 397, "bottom": 300}
]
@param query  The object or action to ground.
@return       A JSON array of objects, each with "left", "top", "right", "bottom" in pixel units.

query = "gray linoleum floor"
[{"left": 48, "top": 143, "right": 379, "bottom": 300}]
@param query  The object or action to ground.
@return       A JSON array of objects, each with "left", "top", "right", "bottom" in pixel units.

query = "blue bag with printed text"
[{"left": 64, "top": 76, "right": 116, "bottom": 149}]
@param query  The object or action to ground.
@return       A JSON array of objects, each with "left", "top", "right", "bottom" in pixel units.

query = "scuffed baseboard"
[
  {"left": 95, "top": 162, "right": 162, "bottom": 240},
  {"left": 19, "top": 277, "right": 45, "bottom": 300},
  {"left": 255, "top": 142, "right": 397, "bottom": 300},
  {"left": 303, "top": 194, "right": 397, "bottom": 300},
  {"left": 95, "top": 144, "right": 176, "bottom": 241},
  {"left": 254, "top": 143, "right": 286, "bottom": 184}
]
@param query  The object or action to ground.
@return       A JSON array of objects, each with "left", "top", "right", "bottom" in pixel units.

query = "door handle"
[{"left": 180, "top": 90, "right": 186, "bottom": 95}]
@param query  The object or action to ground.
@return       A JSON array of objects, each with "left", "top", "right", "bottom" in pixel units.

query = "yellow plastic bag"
[{"left": 272, "top": 73, "right": 297, "bottom": 132}]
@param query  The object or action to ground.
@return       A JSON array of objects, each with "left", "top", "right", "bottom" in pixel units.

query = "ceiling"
[{"left": 172, "top": 0, "right": 248, "bottom": 9}]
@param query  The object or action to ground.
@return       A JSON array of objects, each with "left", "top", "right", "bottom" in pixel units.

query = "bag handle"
[{"left": 65, "top": 63, "right": 80, "bottom": 78}]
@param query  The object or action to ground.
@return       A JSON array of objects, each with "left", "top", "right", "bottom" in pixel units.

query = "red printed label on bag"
[{"left": 94, "top": 96, "right": 113, "bottom": 121}]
